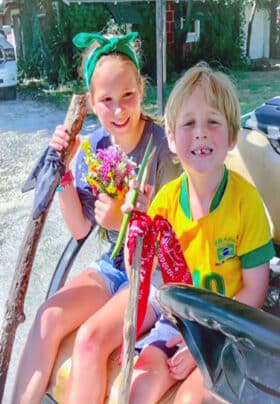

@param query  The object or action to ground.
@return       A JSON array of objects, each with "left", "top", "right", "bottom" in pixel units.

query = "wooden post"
[
  {"left": 118, "top": 237, "right": 143, "bottom": 403},
  {"left": 156, "top": 0, "right": 166, "bottom": 116},
  {"left": 0, "top": 94, "right": 87, "bottom": 402}
]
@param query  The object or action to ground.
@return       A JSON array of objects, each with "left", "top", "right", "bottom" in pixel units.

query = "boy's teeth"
[{"left": 192, "top": 147, "right": 212, "bottom": 155}]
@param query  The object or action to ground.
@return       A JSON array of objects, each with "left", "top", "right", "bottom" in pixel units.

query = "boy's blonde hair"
[{"left": 165, "top": 62, "right": 240, "bottom": 143}]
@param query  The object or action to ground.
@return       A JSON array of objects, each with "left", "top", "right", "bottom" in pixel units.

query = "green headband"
[{"left": 72, "top": 31, "right": 140, "bottom": 90}]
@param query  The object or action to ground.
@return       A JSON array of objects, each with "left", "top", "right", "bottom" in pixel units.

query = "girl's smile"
[
  {"left": 112, "top": 117, "right": 130, "bottom": 128},
  {"left": 88, "top": 57, "right": 144, "bottom": 151}
]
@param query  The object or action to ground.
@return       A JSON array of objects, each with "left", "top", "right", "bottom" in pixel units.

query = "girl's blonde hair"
[{"left": 165, "top": 62, "right": 240, "bottom": 143}]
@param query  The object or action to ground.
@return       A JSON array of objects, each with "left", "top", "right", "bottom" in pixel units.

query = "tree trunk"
[
  {"left": 246, "top": 1, "right": 257, "bottom": 58},
  {"left": 269, "top": 0, "right": 278, "bottom": 58}
]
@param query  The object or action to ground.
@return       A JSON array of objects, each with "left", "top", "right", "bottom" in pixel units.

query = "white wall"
[{"left": 244, "top": 5, "right": 270, "bottom": 59}]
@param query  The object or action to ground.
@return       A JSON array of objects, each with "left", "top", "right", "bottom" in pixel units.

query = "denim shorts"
[
  {"left": 89, "top": 255, "right": 161, "bottom": 317},
  {"left": 89, "top": 255, "right": 129, "bottom": 295}
]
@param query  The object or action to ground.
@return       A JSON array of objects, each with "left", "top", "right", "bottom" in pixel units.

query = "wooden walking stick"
[
  {"left": 118, "top": 145, "right": 156, "bottom": 403},
  {"left": 118, "top": 237, "right": 143, "bottom": 403},
  {"left": 0, "top": 94, "right": 87, "bottom": 402}
]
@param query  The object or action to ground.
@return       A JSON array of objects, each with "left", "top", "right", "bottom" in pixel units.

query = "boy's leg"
[
  {"left": 174, "top": 367, "right": 226, "bottom": 404},
  {"left": 129, "top": 345, "right": 176, "bottom": 404},
  {"left": 129, "top": 315, "right": 181, "bottom": 403}
]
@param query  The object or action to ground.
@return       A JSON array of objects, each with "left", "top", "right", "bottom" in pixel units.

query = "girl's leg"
[
  {"left": 129, "top": 345, "right": 176, "bottom": 404},
  {"left": 174, "top": 367, "right": 226, "bottom": 404},
  {"left": 64, "top": 289, "right": 157, "bottom": 404},
  {"left": 11, "top": 268, "right": 112, "bottom": 404}
]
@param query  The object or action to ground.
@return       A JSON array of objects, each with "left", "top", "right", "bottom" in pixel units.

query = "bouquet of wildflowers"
[{"left": 81, "top": 140, "right": 137, "bottom": 201}]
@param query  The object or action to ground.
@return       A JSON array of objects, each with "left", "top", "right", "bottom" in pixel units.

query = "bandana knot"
[
  {"left": 127, "top": 211, "right": 193, "bottom": 338},
  {"left": 72, "top": 31, "right": 140, "bottom": 89}
]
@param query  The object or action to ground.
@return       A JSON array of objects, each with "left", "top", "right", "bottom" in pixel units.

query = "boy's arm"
[{"left": 234, "top": 263, "right": 270, "bottom": 308}]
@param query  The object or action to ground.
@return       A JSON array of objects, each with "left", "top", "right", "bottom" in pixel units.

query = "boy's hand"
[
  {"left": 166, "top": 333, "right": 196, "bottom": 380},
  {"left": 50, "top": 124, "right": 80, "bottom": 170},
  {"left": 121, "top": 180, "right": 153, "bottom": 214}
]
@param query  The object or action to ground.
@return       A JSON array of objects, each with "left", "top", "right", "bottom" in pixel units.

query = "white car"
[{"left": 0, "top": 31, "right": 17, "bottom": 99}]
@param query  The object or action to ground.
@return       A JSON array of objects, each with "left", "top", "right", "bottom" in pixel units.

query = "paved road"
[{"left": 0, "top": 97, "right": 99, "bottom": 403}]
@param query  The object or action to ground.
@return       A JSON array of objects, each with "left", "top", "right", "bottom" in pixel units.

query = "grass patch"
[
  {"left": 19, "top": 69, "right": 280, "bottom": 118},
  {"left": 230, "top": 70, "right": 280, "bottom": 115},
  {"left": 144, "top": 69, "right": 280, "bottom": 118},
  {"left": 18, "top": 79, "right": 85, "bottom": 110}
]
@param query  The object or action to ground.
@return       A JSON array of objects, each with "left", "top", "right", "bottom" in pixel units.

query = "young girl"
[
  {"left": 123, "top": 62, "right": 275, "bottom": 403},
  {"left": 11, "top": 32, "right": 181, "bottom": 404}
]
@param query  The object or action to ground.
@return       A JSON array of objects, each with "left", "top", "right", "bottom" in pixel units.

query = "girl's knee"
[
  {"left": 74, "top": 320, "right": 107, "bottom": 358},
  {"left": 34, "top": 302, "right": 64, "bottom": 341}
]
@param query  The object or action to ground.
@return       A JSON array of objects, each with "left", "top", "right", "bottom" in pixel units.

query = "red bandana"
[{"left": 127, "top": 211, "right": 193, "bottom": 338}]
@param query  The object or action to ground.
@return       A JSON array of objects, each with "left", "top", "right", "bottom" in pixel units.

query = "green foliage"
[
  {"left": 18, "top": 1, "right": 110, "bottom": 84},
  {"left": 131, "top": 3, "right": 157, "bottom": 80},
  {"left": 18, "top": 0, "right": 275, "bottom": 86},
  {"left": 182, "top": 0, "right": 246, "bottom": 70}
]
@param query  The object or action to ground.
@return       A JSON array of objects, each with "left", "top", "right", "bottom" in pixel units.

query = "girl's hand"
[
  {"left": 166, "top": 334, "right": 196, "bottom": 380},
  {"left": 50, "top": 124, "right": 80, "bottom": 170},
  {"left": 121, "top": 180, "right": 153, "bottom": 214},
  {"left": 95, "top": 193, "right": 124, "bottom": 231}
]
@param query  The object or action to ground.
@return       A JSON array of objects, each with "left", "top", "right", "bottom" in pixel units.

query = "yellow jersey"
[{"left": 148, "top": 167, "right": 275, "bottom": 297}]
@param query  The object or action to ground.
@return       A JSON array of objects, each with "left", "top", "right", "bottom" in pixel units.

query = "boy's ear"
[
  {"left": 228, "top": 137, "right": 238, "bottom": 151},
  {"left": 167, "top": 130, "right": 177, "bottom": 154}
]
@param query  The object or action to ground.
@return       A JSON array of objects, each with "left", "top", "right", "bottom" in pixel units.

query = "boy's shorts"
[{"left": 135, "top": 314, "right": 179, "bottom": 358}]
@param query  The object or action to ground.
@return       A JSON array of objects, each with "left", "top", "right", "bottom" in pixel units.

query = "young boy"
[{"left": 123, "top": 62, "right": 275, "bottom": 403}]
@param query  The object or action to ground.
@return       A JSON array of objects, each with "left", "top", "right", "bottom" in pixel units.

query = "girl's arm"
[
  {"left": 58, "top": 183, "right": 92, "bottom": 240},
  {"left": 234, "top": 263, "right": 270, "bottom": 308}
]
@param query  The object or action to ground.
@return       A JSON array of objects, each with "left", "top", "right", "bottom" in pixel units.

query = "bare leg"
[
  {"left": 11, "top": 268, "right": 112, "bottom": 404},
  {"left": 129, "top": 346, "right": 176, "bottom": 404},
  {"left": 174, "top": 367, "right": 227, "bottom": 404},
  {"left": 64, "top": 289, "right": 157, "bottom": 404}
]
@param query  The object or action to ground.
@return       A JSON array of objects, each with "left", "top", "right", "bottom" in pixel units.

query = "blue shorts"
[
  {"left": 89, "top": 255, "right": 161, "bottom": 316},
  {"left": 89, "top": 255, "right": 129, "bottom": 295},
  {"left": 135, "top": 314, "right": 179, "bottom": 358}
]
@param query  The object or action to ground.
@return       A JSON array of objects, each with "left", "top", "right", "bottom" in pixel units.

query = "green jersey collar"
[{"left": 180, "top": 167, "right": 229, "bottom": 219}]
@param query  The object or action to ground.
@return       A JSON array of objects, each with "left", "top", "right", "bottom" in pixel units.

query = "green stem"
[{"left": 110, "top": 135, "right": 153, "bottom": 260}]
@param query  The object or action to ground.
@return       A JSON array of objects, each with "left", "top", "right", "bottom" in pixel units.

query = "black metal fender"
[{"left": 157, "top": 284, "right": 280, "bottom": 404}]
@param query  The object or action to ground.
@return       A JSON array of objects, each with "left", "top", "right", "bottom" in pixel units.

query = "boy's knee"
[{"left": 134, "top": 345, "right": 167, "bottom": 372}]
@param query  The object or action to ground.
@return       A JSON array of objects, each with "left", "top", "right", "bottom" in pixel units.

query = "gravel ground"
[{"left": 0, "top": 97, "right": 102, "bottom": 403}]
